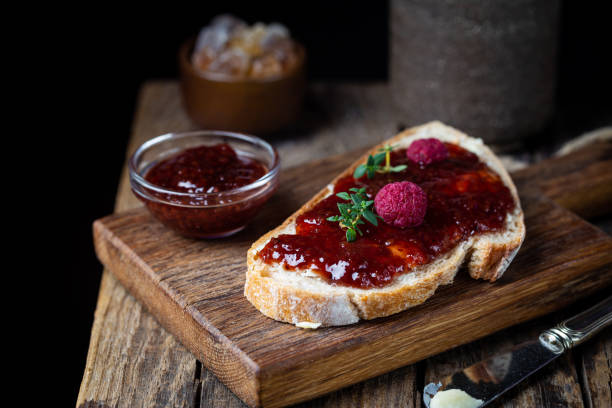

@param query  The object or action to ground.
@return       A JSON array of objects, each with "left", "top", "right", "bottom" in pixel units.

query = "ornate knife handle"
[{"left": 539, "top": 295, "right": 612, "bottom": 354}]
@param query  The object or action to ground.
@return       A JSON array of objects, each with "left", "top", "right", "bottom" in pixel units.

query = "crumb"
[{"left": 295, "top": 321, "right": 321, "bottom": 329}]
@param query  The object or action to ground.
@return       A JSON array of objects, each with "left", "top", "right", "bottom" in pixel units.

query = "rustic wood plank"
[
  {"left": 294, "top": 365, "right": 421, "bottom": 408},
  {"left": 92, "top": 140, "right": 612, "bottom": 407},
  {"left": 195, "top": 361, "right": 421, "bottom": 408},
  {"left": 199, "top": 363, "right": 246, "bottom": 408},
  {"left": 580, "top": 327, "right": 612, "bottom": 407},
  {"left": 512, "top": 141, "right": 612, "bottom": 218},
  {"left": 79, "top": 80, "right": 611, "bottom": 408},
  {"left": 77, "top": 272, "right": 199, "bottom": 408}
]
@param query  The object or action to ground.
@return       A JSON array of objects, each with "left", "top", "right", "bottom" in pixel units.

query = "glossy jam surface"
[
  {"left": 256, "top": 143, "right": 515, "bottom": 288},
  {"left": 139, "top": 143, "right": 272, "bottom": 238},
  {"left": 145, "top": 143, "right": 267, "bottom": 198}
]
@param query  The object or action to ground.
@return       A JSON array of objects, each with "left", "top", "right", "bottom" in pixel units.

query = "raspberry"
[
  {"left": 406, "top": 138, "right": 449, "bottom": 165},
  {"left": 374, "top": 181, "right": 427, "bottom": 228}
]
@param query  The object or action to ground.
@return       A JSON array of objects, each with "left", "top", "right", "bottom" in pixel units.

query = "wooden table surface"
[{"left": 77, "top": 80, "right": 611, "bottom": 408}]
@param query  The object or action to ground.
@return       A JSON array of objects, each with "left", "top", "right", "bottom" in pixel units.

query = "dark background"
[{"left": 65, "top": 1, "right": 611, "bottom": 404}]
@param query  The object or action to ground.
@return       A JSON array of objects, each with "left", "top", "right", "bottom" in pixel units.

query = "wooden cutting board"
[{"left": 93, "top": 141, "right": 612, "bottom": 408}]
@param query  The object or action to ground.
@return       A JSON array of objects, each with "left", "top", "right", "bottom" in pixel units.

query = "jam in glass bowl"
[{"left": 129, "top": 130, "right": 280, "bottom": 238}]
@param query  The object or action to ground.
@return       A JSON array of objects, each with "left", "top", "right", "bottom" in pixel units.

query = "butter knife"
[{"left": 423, "top": 295, "right": 612, "bottom": 408}]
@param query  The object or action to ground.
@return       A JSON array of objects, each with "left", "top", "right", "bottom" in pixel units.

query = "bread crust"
[{"left": 245, "top": 121, "right": 525, "bottom": 327}]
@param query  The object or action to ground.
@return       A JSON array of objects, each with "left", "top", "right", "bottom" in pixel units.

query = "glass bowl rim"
[{"left": 129, "top": 130, "right": 280, "bottom": 206}]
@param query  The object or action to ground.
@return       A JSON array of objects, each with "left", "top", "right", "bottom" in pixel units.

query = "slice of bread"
[{"left": 245, "top": 121, "right": 525, "bottom": 327}]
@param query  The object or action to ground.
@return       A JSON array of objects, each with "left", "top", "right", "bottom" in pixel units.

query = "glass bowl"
[{"left": 129, "top": 130, "right": 280, "bottom": 238}]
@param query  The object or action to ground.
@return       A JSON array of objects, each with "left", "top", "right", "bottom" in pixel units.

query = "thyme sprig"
[
  {"left": 326, "top": 187, "right": 380, "bottom": 242},
  {"left": 353, "top": 144, "right": 407, "bottom": 179}
]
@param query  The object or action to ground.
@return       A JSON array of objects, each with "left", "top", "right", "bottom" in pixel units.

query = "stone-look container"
[{"left": 391, "top": 0, "right": 560, "bottom": 145}]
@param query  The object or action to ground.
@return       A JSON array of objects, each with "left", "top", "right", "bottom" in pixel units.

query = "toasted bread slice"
[{"left": 245, "top": 122, "right": 525, "bottom": 327}]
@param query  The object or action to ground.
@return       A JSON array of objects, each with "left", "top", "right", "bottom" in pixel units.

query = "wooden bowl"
[{"left": 179, "top": 39, "right": 306, "bottom": 134}]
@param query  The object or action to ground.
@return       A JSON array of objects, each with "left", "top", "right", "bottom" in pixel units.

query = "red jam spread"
[
  {"left": 140, "top": 143, "right": 271, "bottom": 238},
  {"left": 145, "top": 143, "right": 267, "bottom": 197},
  {"left": 256, "top": 143, "right": 515, "bottom": 288}
]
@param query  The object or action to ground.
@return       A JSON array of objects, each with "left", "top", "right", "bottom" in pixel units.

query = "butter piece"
[
  {"left": 430, "top": 389, "right": 483, "bottom": 408},
  {"left": 295, "top": 321, "right": 321, "bottom": 329}
]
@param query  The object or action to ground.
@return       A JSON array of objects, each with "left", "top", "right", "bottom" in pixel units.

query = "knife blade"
[{"left": 423, "top": 295, "right": 612, "bottom": 408}]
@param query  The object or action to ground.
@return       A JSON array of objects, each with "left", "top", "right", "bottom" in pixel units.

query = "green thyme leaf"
[
  {"left": 390, "top": 165, "right": 407, "bottom": 172},
  {"left": 362, "top": 209, "right": 378, "bottom": 226},
  {"left": 337, "top": 203, "right": 350, "bottom": 218},
  {"left": 373, "top": 152, "right": 386, "bottom": 165},
  {"left": 327, "top": 188, "right": 379, "bottom": 242},
  {"left": 353, "top": 145, "right": 406, "bottom": 180},
  {"left": 353, "top": 165, "right": 367, "bottom": 179}
]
